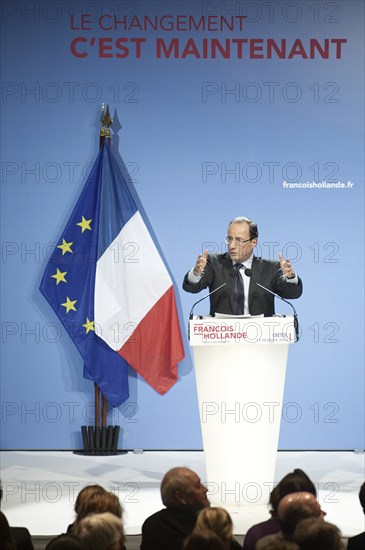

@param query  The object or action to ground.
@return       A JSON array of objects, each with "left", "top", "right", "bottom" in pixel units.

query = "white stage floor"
[{"left": 0, "top": 450, "right": 364, "bottom": 540}]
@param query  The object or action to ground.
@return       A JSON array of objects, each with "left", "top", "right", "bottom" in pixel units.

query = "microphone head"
[{"left": 244, "top": 268, "right": 252, "bottom": 277}]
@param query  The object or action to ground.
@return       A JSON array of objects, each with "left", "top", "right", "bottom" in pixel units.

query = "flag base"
[{"left": 73, "top": 425, "right": 127, "bottom": 456}]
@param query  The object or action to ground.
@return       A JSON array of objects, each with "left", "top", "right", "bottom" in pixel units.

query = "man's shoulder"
[
  {"left": 141, "top": 506, "right": 198, "bottom": 549},
  {"left": 142, "top": 508, "right": 167, "bottom": 526},
  {"left": 142, "top": 507, "right": 192, "bottom": 526},
  {"left": 245, "top": 516, "right": 279, "bottom": 537}
]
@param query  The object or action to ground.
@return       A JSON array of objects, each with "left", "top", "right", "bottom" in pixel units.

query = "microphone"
[
  {"left": 244, "top": 268, "right": 300, "bottom": 342},
  {"left": 189, "top": 268, "right": 237, "bottom": 320}
]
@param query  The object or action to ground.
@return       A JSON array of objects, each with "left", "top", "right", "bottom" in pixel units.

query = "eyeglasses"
[{"left": 225, "top": 236, "right": 252, "bottom": 245}]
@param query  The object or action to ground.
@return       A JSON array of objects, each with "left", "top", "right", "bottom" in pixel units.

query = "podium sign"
[
  {"left": 190, "top": 316, "right": 295, "bottom": 507},
  {"left": 189, "top": 316, "right": 295, "bottom": 346}
]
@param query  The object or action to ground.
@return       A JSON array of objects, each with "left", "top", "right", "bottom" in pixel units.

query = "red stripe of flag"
[{"left": 117, "top": 287, "right": 185, "bottom": 394}]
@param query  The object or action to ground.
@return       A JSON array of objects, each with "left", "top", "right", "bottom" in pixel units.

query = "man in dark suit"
[
  {"left": 0, "top": 482, "right": 34, "bottom": 550},
  {"left": 347, "top": 482, "right": 365, "bottom": 550},
  {"left": 141, "top": 467, "right": 210, "bottom": 550},
  {"left": 183, "top": 216, "right": 302, "bottom": 316}
]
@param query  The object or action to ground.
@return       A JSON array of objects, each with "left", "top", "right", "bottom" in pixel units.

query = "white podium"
[{"left": 189, "top": 316, "right": 295, "bottom": 507}]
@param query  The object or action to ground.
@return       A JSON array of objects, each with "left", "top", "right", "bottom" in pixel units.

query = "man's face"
[
  {"left": 227, "top": 222, "right": 257, "bottom": 263},
  {"left": 178, "top": 470, "right": 210, "bottom": 510},
  {"left": 304, "top": 494, "right": 326, "bottom": 519}
]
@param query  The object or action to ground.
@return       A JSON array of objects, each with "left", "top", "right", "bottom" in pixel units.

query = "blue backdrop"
[{"left": 1, "top": 0, "right": 364, "bottom": 450}]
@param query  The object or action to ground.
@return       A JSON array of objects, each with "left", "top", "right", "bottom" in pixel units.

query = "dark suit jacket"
[
  {"left": 140, "top": 506, "right": 198, "bottom": 550},
  {"left": 347, "top": 531, "right": 365, "bottom": 550},
  {"left": 183, "top": 254, "right": 303, "bottom": 317}
]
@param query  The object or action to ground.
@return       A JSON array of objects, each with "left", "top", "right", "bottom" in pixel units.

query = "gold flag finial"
[{"left": 100, "top": 104, "right": 113, "bottom": 148}]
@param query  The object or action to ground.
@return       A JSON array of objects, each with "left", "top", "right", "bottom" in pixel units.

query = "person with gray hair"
[
  {"left": 73, "top": 512, "right": 125, "bottom": 550},
  {"left": 141, "top": 467, "right": 210, "bottom": 550},
  {"left": 183, "top": 216, "right": 302, "bottom": 317},
  {"left": 277, "top": 491, "right": 325, "bottom": 539}
]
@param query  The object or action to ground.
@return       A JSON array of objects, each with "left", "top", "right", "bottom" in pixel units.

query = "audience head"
[
  {"left": 0, "top": 511, "right": 16, "bottom": 550},
  {"left": 73, "top": 512, "right": 125, "bottom": 550},
  {"left": 278, "top": 491, "right": 325, "bottom": 537},
  {"left": 293, "top": 517, "right": 344, "bottom": 550},
  {"left": 195, "top": 506, "right": 234, "bottom": 545},
  {"left": 160, "top": 467, "right": 210, "bottom": 510},
  {"left": 74, "top": 484, "right": 107, "bottom": 517},
  {"left": 74, "top": 488, "right": 122, "bottom": 524},
  {"left": 183, "top": 529, "right": 227, "bottom": 550},
  {"left": 359, "top": 482, "right": 365, "bottom": 514},
  {"left": 256, "top": 535, "right": 300, "bottom": 550},
  {"left": 269, "top": 469, "right": 317, "bottom": 517},
  {"left": 46, "top": 534, "right": 89, "bottom": 550}
]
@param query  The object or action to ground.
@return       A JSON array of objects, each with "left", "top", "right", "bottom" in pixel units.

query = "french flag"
[{"left": 95, "top": 144, "right": 185, "bottom": 394}]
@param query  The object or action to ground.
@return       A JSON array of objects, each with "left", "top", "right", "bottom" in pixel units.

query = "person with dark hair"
[
  {"left": 292, "top": 517, "right": 344, "bottom": 550},
  {"left": 67, "top": 484, "right": 107, "bottom": 533},
  {"left": 0, "top": 511, "right": 17, "bottom": 550},
  {"left": 0, "top": 481, "right": 34, "bottom": 550},
  {"left": 183, "top": 216, "right": 302, "bottom": 317},
  {"left": 141, "top": 467, "right": 210, "bottom": 550},
  {"left": 71, "top": 489, "right": 122, "bottom": 527},
  {"left": 256, "top": 536, "right": 300, "bottom": 550},
  {"left": 347, "top": 482, "right": 365, "bottom": 550},
  {"left": 269, "top": 470, "right": 317, "bottom": 515},
  {"left": 242, "top": 469, "right": 316, "bottom": 550}
]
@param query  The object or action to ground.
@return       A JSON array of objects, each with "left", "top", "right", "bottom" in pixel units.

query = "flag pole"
[
  {"left": 94, "top": 103, "right": 107, "bottom": 441},
  {"left": 76, "top": 104, "right": 124, "bottom": 455},
  {"left": 94, "top": 103, "right": 116, "bottom": 452}
]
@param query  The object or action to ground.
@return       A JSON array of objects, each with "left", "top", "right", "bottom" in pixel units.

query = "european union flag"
[{"left": 40, "top": 144, "right": 129, "bottom": 407}]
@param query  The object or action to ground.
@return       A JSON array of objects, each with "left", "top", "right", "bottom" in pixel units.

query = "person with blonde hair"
[
  {"left": 183, "top": 529, "right": 227, "bottom": 550},
  {"left": 73, "top": 512, "right": 125, "bottom": 550},
  {"left": 195, "top": 507, "right": 242, "bottom": 549}
]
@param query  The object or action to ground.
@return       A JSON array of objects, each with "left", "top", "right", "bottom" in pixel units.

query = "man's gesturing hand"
[{"left": 193, "top": 250, "right": 209, "bottom": 276}]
